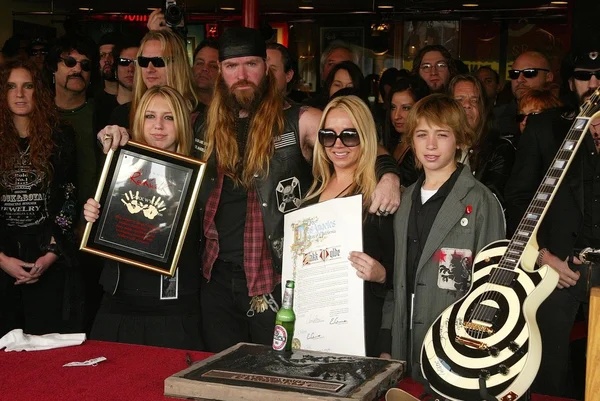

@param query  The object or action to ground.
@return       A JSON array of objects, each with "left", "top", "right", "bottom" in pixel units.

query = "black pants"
[
  {"left": 0, "top": 263, "right": 67, "bottom": 336},
  {"left": 532, "top": 262, "right": 600, "bottom": 398},
  {"left": 200, "top": 260, "right": 281, "bottom": 353}
]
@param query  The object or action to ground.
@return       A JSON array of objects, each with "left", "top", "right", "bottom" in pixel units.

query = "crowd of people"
[{"left": 0, "top": 11, "right": 599, "bottom": 400}]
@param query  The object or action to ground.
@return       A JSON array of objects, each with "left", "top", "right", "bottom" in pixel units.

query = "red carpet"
[{"left": 0, "top": 340, "right": 577, "bottom": 401}]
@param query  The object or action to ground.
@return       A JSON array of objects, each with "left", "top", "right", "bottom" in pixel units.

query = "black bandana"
[{"left": 219, "top": 27, "right": 266, "bottom": 62}]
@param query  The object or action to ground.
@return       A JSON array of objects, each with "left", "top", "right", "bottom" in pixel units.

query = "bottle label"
[
  {"left": 282, "top": 288, "right": 293, "bottom": 309},
  {"left": 272, "top": 325, "right": 288, "bottom": 351}
]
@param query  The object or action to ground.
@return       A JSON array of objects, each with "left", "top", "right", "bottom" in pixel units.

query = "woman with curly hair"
[{"left": 0, "top": 59, "right": 80, "bottom": 336}]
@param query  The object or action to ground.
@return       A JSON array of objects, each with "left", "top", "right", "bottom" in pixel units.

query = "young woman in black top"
[
  {"left": 83, "top": 86, "right": 203, "bottom": 350},
  {"left": 0, "top": 59, "right": 79, "bottom": 336}
]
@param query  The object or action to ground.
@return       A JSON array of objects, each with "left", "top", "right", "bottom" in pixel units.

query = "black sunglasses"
[
  {"left": 508, "top": 68, "right": 550, "bottom": 80},
  {"left": 137, "top": 56, "right": 170, "bottom": 68},
  {"left": 29, "top": 50, "right": 48, "bottom": 56},
  {"left": 572, "top": 70, "right": 600, "bottom": 81},
  {"left": 516, "top": 111, "right": 541, "bottom": 123},
  {"left": 318, "top": 129, "right": 361, "bottom": 147},
  {"left": 61, "top": 56, "right": 92, "bottom": 72},
  {"left": 117, "top": 58, "right": 135, "bottom": 67}
]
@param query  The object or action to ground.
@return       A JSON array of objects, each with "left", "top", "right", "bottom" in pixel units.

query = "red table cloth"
[{"left": 0, "top": 340, "right": 577, "bottom": 401}]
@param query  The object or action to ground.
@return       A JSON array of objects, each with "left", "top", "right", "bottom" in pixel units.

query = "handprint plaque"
[{"left": 80, "top": 141, "right": 205, "bottom": 276}]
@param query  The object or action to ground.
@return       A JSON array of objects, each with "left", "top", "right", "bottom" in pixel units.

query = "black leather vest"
[{"left": 193, "top": 104, "right": 313, "bottom": 272}]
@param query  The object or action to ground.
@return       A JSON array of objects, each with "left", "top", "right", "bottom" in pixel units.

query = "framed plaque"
[{"left": 80, "top": 141, "right": 205, "bottom": 276}]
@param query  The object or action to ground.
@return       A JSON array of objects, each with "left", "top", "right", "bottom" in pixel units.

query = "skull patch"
[{"left": 276, "top": 177, "right": 302, "bottom": 213}]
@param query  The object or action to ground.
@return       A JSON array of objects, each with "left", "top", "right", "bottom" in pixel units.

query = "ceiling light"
[
  {"left": 462, "top": 3, "right": 479, "bottom": 6},
  {"left": 220, "top": 7, "right": 235, "bottom": 11},
  {"left": 377, "top": 5, "right": 394, "bottom": 8},
  {"left": 79, "top": 7, "right": 93, "bottom": 11},
  {"left": 298, "top": 6, "right": 314, "bottom": 9},
  {"left": 550, "top": 1, "right": 567, "bottom": 4}
]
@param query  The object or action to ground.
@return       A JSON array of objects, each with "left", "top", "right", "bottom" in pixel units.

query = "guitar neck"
[{"left": 499, "top": 114, "right": 595, "bottom": 271}]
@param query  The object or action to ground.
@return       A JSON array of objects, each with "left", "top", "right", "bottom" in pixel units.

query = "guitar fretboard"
[{"left": 490, "top": 96, "right": 599, "bottom": 283}]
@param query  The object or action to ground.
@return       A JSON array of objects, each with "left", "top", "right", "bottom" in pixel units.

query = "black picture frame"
[{"left": 80, "top": 141, "right": 205, "bottom": 276}]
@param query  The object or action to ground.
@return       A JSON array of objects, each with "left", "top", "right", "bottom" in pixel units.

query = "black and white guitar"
[{"left": 420, "top": 88, "right": 600, "bottom": 401}]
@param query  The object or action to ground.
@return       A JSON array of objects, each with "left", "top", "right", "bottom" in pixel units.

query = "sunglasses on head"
[
  {"left": 572, "top": 70, "right": 600, "bottom": 81},
  {"left": 508, "top": 68, "right": 550, "bottom": 80},
  {"left": 137, "top": 56, "right": 170, "bottom": 68},
  {"left": 61, "top": 56, "right": 92, "bottom": 72},
  {"left": 117, "top": 57, "right": 135, "bottom": 67},
  {"left": 318, "top": 129, "right": 361, "bottom": 147},
  {"left": 516, "top": 111, "right": 541, "bottom": 123}
]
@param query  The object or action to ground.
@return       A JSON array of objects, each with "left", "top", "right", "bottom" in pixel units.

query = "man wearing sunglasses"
[
  {"left": 93, "top": 32, "right": 124, "bottom": 139},
  {"left": 48, "top": 35, "right": 97, "bottom": 206},
  {"left": 26, "top": 38, "right": 48, "bottom": 71},
  {"left": 496, "top": 51, "right": 554, "bottom": 138},
  {"left": 93, "top": 36, "right": 140, "bottom": 138},
  {"left": 505, "top": 43, "right": 600, "bottom": 398}
]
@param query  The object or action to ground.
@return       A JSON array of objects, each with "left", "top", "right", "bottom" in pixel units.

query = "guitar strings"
[{"left": 464, "top": 90, "right": 600, "bottom": 342}]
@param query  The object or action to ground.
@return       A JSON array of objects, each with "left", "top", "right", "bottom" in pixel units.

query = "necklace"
[
  {"left": 19, "top": 142, "right": 31, "bottom": 158},
  {"left": 335, "top": 182, "right": 354, "bottom": 198}
]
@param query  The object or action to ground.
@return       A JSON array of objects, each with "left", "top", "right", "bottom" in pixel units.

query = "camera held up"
[{"left": 165, "top": 0, "right": 183, "bottom": 28}]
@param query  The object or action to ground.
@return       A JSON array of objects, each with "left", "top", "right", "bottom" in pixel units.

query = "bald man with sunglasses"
[{"left": 496, "top": 51, "right": 554, "bottom": 139}]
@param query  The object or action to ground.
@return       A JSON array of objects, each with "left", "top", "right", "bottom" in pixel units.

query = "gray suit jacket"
[{"left": 381, "top": 165, "right": 506, "bottom": 371}]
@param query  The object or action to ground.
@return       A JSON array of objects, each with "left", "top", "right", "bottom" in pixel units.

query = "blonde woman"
[
  {"left": 83, "top": 86, "right": 202, "bottom": 350},
  {"left": 304, "top": 95, "right": 394, "bottom": 357}
]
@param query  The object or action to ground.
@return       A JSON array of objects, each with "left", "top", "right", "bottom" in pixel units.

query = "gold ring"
[{"left": 103, "top": 133, "right": 112, "bottom": 142}]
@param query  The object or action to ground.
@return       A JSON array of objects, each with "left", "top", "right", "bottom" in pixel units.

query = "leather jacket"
[{"left": 193, "top": 103, "right": 312, "bottom": 272}]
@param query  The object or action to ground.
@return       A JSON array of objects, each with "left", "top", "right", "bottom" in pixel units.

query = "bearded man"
[{"left": 194, "top": 27, "right": 401, "bottom": 352}]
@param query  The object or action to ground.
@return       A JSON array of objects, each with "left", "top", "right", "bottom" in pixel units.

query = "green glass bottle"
[{"left": 272, "top": 280, "right": 296, "bottom": 352}]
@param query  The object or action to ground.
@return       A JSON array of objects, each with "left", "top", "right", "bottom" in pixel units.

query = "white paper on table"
[{"left": 281, "top": 194, "right": 365, "bottom": 356}]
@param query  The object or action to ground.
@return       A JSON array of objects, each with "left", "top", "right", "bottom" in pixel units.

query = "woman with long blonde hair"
[
  {"left": 83, "top": 86, "right": 203, "bottom": 350},
  {"left": 304, "top": 95, "right": 394, "bottom": 357}
]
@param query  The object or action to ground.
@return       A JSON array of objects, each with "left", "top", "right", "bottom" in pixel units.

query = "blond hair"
[
  {"left": 305, "top": 95, "right": 378, "bottom": 211},
  {"left": 130, "top": 30, "right": 198, "bottom": 126},
  {"left": 404, "top": 93, "right": 475, "bottom": 167},
  {"left": 131, "top": 85, "right": 193, "bottom": 156},
  {"left": 203, "top": 68, "right": 285, "bottom": 187}
]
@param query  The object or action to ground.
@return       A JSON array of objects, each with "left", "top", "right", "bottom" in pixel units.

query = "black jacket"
[
  {"left": 471, "top": 130, "right": 516, "bottom": 207},
  {"left": 504, "top": 108, "right": 585, "bottom": 259},
  {"left": 193, "top": 103, "right": 313, "bottom": 273}
]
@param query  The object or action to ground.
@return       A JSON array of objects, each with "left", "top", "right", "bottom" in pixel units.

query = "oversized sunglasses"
[
  {"left": 61, "top": 56, "right": 92, "bottom": 72},
  {"left": 516, "top": 111, "right": 541, "bottom": 123},
  {"left": 508, "top": 68, "right": 550, "bottom": 80},
  {"left": 137, "top": 56, "right": 170, "bottom": 68},
  {"left": 117, "top": 57, "right": 135, "bottom": 67},
  {"left": 318, "top": 129, "right": 361, "bottom": 147},
  {"left": 572, "top": 70, "right": 600, "bottom": 81}
]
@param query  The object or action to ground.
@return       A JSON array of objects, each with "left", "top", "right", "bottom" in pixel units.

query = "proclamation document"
[{"left": 281, "top": 195, "right": 365, "bottom": 356}]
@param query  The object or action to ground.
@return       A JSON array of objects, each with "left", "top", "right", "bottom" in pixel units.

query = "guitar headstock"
[{"left": 581, "top": 87, "right": 600, "bottom": 120}]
